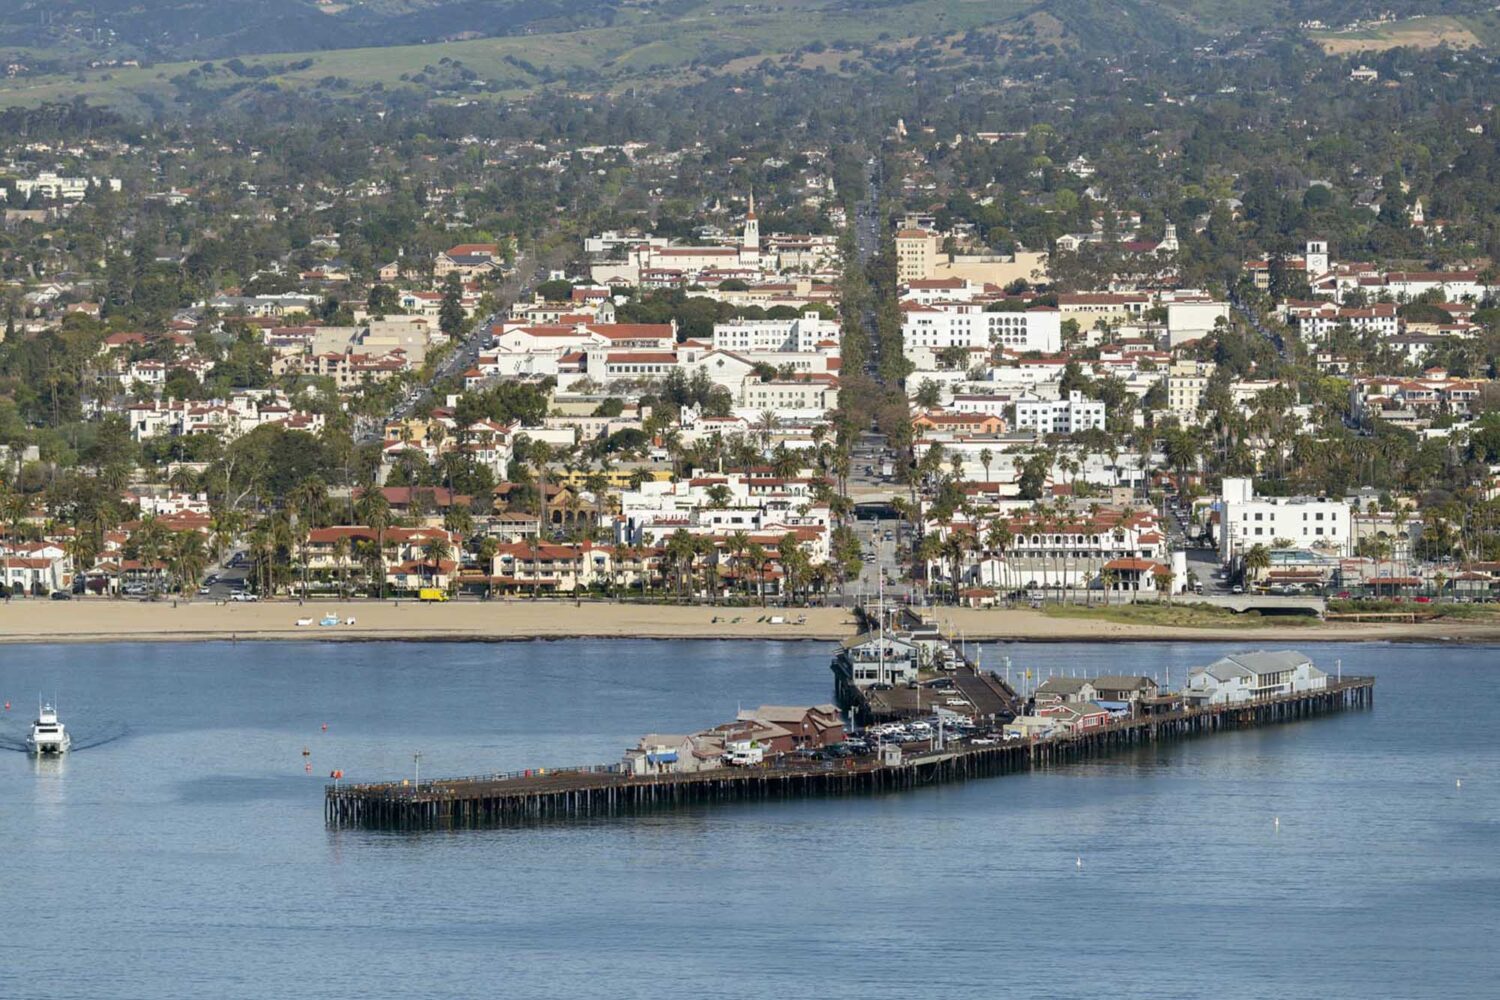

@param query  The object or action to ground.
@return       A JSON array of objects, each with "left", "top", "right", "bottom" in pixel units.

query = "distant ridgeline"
[
  {"left": 0, "top": 0, "right": 625, "bottom": 60},
  {"left": 4, "top": 0, "right": 1489, "bottom": 65}
]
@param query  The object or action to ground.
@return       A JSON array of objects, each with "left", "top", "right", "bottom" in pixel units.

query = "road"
[
  {"left": 1234, "top": 298, "right": 1286, "bottom": 358},
  {"left": 846, "top": 516, "right": 912, "bottom": 605},
  {"left": 1161, "top": 495, "right": 1231, "bottom": 594},
  {"left": 380, "top": 252, "right": 542, "bottom": 432}
]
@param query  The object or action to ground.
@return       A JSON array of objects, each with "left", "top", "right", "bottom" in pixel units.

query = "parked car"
[
  {"left": 49, "top": 591, "right": 72, "bottom": 600},
  {"left": 230, "top": 592, "right": 259, "bottom": 602}
]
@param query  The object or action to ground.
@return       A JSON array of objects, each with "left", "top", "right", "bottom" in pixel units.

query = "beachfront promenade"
[{"left": 326, "top": 676, "right": 1375, "bottom": 829}]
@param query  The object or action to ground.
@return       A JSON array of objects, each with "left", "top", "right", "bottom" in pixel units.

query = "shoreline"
[{"left": 6, "top": 599, "right": 1500, "bottom": 645}]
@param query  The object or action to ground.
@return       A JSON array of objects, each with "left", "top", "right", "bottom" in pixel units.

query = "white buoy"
[
  {"left": 1274, "top": 816, "right": 1280, "bottom": 829},
  {"left": 1076, "top": 855, "right": 1083, "bottom": 869},
  {"left": 1456, "top": 779, "right": 1462, "bottom": 789}
]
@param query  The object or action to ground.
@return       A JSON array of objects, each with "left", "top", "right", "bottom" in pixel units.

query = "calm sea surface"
[{"left": 0, "top": 638, "right": 1495, "bottom": 999}]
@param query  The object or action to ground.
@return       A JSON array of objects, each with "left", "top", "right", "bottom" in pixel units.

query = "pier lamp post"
[{"left": 413, "top": 751, "right": 423, "bottom": 793}]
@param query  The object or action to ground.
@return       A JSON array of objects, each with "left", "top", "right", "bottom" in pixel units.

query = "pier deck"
[{"left": 327, "top": 677, "right": 1374, "bottom": 830}]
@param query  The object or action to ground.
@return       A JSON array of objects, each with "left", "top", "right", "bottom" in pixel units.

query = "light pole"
[{"left": 413, "top": 751, "right": 423, "bottom": 792}]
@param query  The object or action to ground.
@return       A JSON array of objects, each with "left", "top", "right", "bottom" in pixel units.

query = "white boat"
[{"left": 27, "top": 702, "right": 71, "bottom": 755}]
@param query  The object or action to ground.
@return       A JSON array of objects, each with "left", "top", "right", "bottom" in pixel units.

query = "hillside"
[{"left": 0, "top": 0, "right": 1491, "bottom": 116}]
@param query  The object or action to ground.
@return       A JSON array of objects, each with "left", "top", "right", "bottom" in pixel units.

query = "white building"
[
  {"left": 902, "top": 304, "right": 1061, "bottom": 363},
  {"left": 7, "top": 171, "right": 121, "bottom": 203},
  {"left": 1286, "top": 302, "right": 1399, "bottom": 342},
  {"left": 711, "top": 313, "right": 837, "bottom": 353},
  {"left": 1218, "top": 477, "right": 1350, "bottom": 564},
  {"left": 1183, "top": 650, "right": 1328, "bottom": 706},
  {"left": 1014, "top": 390, "right": 1106, "bottom": 436},
  {"left": 1165, "top": 298, "right": 1230, "bottom": 347}
]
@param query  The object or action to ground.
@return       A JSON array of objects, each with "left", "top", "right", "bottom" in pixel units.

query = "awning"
[{"left": 646, "top": 752, "right": 678, "bottom": 764}]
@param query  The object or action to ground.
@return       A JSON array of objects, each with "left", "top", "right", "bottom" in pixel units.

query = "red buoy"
[{"left": 321, "top": 723, "right": 328, "bottom": 732}]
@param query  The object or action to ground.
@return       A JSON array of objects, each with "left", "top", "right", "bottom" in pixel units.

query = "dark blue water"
[{"left": 0, "top": 639, "right": 1494, "bottom": 999}]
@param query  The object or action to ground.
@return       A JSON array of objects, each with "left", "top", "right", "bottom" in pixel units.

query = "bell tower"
[{"left": 742, "top": 190, "right": 759, "bottom": 250}]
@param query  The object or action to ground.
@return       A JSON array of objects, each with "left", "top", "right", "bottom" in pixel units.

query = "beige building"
[
  {"left": 1166, "top": 360, "right": 1216, "bottom": 424},
  {"left": 938, "top": 251, "right": 1048, "bottom": 288},
  {"left": 895, "top": 228, "right": 942, "bottom": 284},
  {"left": 895, "top": 227, "right": 1048, "bottom": 288}
]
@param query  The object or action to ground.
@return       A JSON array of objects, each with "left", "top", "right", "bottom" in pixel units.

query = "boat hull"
[{"left": 26, "top": 734, "right": 71, "bottom": 755}]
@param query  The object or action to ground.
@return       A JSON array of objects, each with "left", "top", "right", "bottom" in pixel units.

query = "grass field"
[
  {"left": 1043, "top": 601, "right": 1316, "bottom": 629},
  {"left": 1309, "top": 13, "right": 1498, "bottom": 55},
  {"left": 0, "top": 0, "right": 1034, "bottom": 113}
]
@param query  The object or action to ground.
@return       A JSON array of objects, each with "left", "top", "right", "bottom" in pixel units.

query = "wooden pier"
[{"left": 326, "top": 677, "right": 1375, "bottom": 830}]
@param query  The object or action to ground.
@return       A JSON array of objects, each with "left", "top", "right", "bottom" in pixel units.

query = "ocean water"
[{"left": 0, "top": 638, "right": 1494, "bottom": 1000}]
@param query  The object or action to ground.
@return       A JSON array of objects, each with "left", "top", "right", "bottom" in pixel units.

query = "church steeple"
[{"left": 742, "top": 190, "right": 759, "bottom": 250}]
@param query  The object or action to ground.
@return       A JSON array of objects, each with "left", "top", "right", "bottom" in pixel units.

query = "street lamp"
[{"left": 413, "top": 751, "right": 423, "bottom": 792}]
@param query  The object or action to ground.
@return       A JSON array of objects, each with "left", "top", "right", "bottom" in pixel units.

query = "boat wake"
[{"left": 0, "top": 721, "right": 128, "bottom": 752}]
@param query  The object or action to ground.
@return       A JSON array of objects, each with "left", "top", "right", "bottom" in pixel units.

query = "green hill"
[{"left": 0, "top": 0, "right": 1489, "bottom": 116}]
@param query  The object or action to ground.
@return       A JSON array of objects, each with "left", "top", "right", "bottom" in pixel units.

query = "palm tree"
[
  {"left": 1243, "top": 543, "right": 1271, "bottom": 587},
  {"left": 170, "top": 532, "right": 207, "bottom": 596},
  {"left": 979, "top": 447, "right": 994, "bottom": 484},
  {"left": 745, "top": 541, "right": 768, "bottom": 606},
  {"left": 913, "top": 533, "right": 942, "bottom": 601},
  {"left": 246, "top": 522, "right": 272, "bottom": 597},
  {"left": 421, "top": 535, "right": 452, "bottom": 591},
  {"left": 0, "top": 481, "right": 17, "bottom": 597},
  {"left": 333, "top": 535, "right": 351, "bottom": 598},
  {"left": 666, "top": 529, "right": 696, "bottom": 602},
  {"left": 271, "top": 514, "right": 295, "bottom": 596},
  {"left": 290, "top": 476, "right": 329, "bottom": 530},
  {"left": 584, "top": 471, "right": 611, "bottom": 540},
  {"left": 65, "top": 527, "right": 99, "bottom": 591},
  {"left": 726, "top": 530, "right": 750, "bottom": 598},
  {"left": 1154, "top": 566, "right": 1175, "bottom": 604},
  {"left": 756, "top": 410, "right": 779, "bottom": 451},
  {"left": 942, "top": 531, "right": 970, "bottom": 604},
  {"left": 354, "top": 538, "right": 382, "bottom": 596},
  {"left": 529, "top": 440, "right": 554, "bottom": 537},
  {"left": 209, "top": 506, "right": 242, "bottom": 566},
  {"left": 133, "top": 515, "right": 170, "bottom": 597},
  {"left": 356, "top": 487, "right": 391, "bottom": 598},
  {"left": 984, "top": 517, "right": 1013, "bottom": 592}
]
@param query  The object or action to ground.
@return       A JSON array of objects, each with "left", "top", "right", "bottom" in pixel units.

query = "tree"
[
  {"left": 1243, "top": 543, "right": 1271, "bottom": 585},
  {"left": 170, "top": 532, "right": 207, "bottom": 596},
  {"left": 356, "top": 487, "right": 391, "bottom": 598},
  {"left": 536, "top": 278, "right": 573, "bottom": 302},
  {"left": 745, "top": 541, "right": 768, "bottom": 606},
  {"left": 367, "top": 283, "right": 402, "bottom": 315},
  {"left": 333, "top": 535, "right": 351, "bottom": 597},
  {"left": 421, "top": 535, "right": 453, "bottom": 590},
  {"left": 439, "top": 272, "right": 466, "bottom": 340},
  {"left": 1153, "top": 566, "right": 1175, "bottom": 604}
]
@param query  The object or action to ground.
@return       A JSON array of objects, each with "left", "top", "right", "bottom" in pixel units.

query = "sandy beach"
[{"left": 3, "top": 597, "right": 1500, "bottom": 645}]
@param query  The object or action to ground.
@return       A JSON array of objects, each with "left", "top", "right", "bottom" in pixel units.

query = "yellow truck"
[{"left": 418, "top": 588, "right": 449, "bottom": 602}]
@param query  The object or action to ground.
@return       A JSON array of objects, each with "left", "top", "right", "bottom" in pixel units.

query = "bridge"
[{"left": 1177, "top": 594, "right": 1326, "bottom": 615}]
